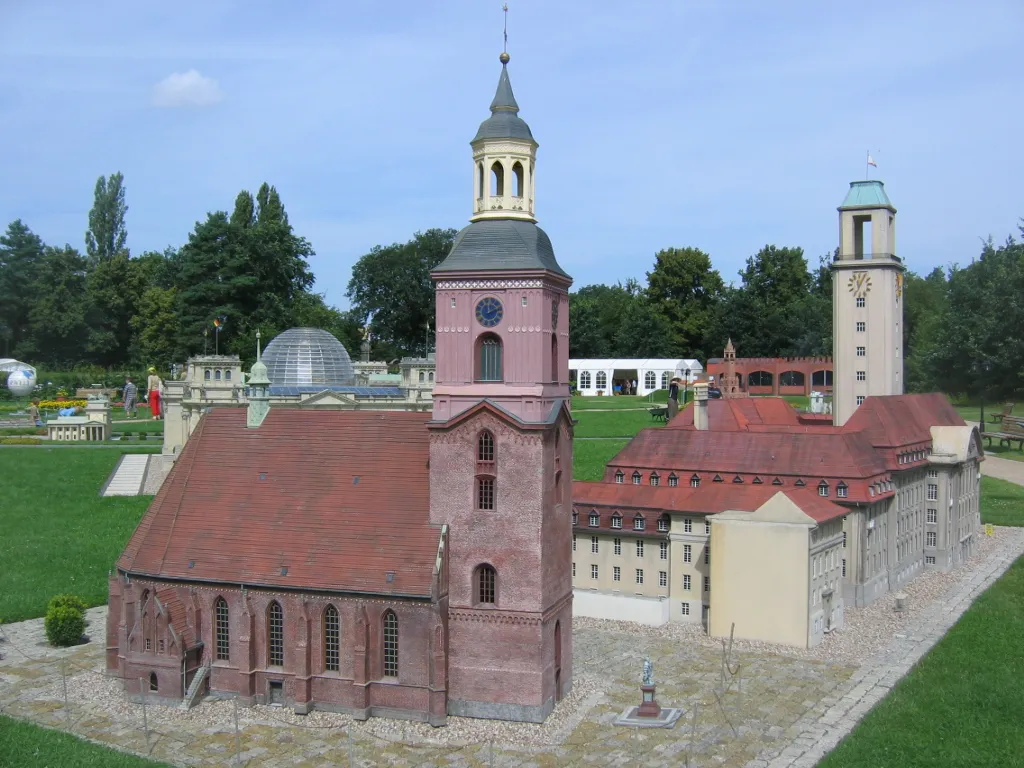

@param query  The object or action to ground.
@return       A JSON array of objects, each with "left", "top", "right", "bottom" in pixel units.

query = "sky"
[{"left": 1, "top": 1, "right": 1022, "bottom": 308}]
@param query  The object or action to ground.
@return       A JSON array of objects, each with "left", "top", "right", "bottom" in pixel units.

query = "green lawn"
[
  {"left": 950, "top": 398, "right": 1020, "bottom": 426},
  {"left": 981, "top": 442, "right": 1024, "bottom": 462},
  {"left": 0, "top": 717, "right": 166, "bottom": 767},
  {"left": 573, "top": 439, "right": 629, "bottom": 482},
  {"left": 0, "top": 448, "right": 152, "bottom": 623},
  {"left": 112, "top": 419, "right": 164, "bottom": 435},
  {"left": 980, "top": 476, "right": 1024, "bottom": 527},
  {"left": 819, "top": 553, "right": 1024, "bottom": 768},
  {"left": 571, "top": 394, "right": 658, "bottom": 409},
  {"left": 573, "top": 409, "right": 664, "bottom": 438}
]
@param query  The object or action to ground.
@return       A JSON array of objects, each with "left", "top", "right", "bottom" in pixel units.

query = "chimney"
[{"left": 693, "top": 382, "right": 709, "bottom": 431}]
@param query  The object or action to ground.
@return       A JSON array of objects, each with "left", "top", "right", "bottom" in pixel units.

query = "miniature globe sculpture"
[
  {"left": 261, "top": 327, "right": 356, "bottom": 387},
  {"left": 6, "top": 368, "right": 36, "bottom": 397}
]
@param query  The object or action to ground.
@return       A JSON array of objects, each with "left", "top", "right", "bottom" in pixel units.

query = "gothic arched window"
[
  {"left": 490, "top": 161, "right": 505, "bottom": 197},
  {"left": 214, "top": 597, "right": 230, "bottom": 661},
  {"left": 476, "top": 564, "right": 497, "bottom": 604},
  {"left": 477, "top": 334, "right": 503, "bottom": 382},
  {"left": 477, "top": 430, "right": 496, "bottom": 511},
  {"left": 323, "top": 605, "right": 340, "bottom": 672},
  {"left": 267, "top": 601, "right": 284, "bottom": 667},
  {"left": 512, "top": 161, "right": 525, "bottom": 198},
  {"left": 477, "top": 162, "right": 485, "bottom": 199},
  {"left": 382, "top": 610, "right": 399, "bottom": 678}
]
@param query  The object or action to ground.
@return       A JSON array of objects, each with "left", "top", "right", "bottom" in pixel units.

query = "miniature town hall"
[{"left": 107, "top": 51, "right": 574, "bottom": 724}]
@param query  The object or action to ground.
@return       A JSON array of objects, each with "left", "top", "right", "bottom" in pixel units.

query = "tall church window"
[
  {"left": 268, "top": 601, "right": 284, "bottom": 667},
  {"left": 512, "top": 162, "right": 524, "bottom": 197},
  {"left": 478, "top": 430, "right": 495, "bottom": 463},
  {"left": 477, "top": 335, "right": 503, "bottom": 382},
  {"left": 323, "top": 605, "right": 340, "bottom": 672},
  {"left": 149, "top": 672, "right": 158, "bottom": 691},
  {"left": 204, "top": 369, "right": 211, "bottom": 381},
  {"left": 215, "top": 597, "right": 230, "bottom": 661},
  {"left": 490, "top": 161, "right": 505, "bottom": 197},
  {"left": 477, "top": 564, "right": 496, "bottom": 604},
  {"left": 579, "top": 371, "right": 591, "bottom": 389},
  {"left": 477, "top": 162, "right": 484, "bottom": 199},
  {"left": 477, "top": 478, "right": 495, "bottom": 510},
  {"left": 382, "top": 610, "right": 399, "bottom": 677},
  {"left": 644, "top": 371, "right": 656, "bottom": 389}
]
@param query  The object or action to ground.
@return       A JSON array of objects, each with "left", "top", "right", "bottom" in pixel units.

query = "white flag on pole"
[{"left": 867, "top": 155, "right": 878, "bottom": 168}]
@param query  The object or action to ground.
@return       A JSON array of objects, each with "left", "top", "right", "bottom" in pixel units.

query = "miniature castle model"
[
  {"left": 108, "top": 50, "right": 572, "bottom": 723},
  {"left": 46, "top": 395, "right": 111, "bottom": 442},
  {"left": 706, "top": 339, "right": 832, "bottom": 398},
  {"left": 570, "top": 180, "right": 982, "bottom": 648}
]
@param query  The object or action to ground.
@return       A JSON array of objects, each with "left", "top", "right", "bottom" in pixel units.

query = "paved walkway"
[
  {"left": 102, "top": 454, "right": 152, "bottom": 496},
  {"left": 983, "top": 455, "right": 1024, "bottom": 484}
]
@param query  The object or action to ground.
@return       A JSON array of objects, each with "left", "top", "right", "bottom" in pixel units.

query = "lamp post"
[{"left": 979, "top": 360, "right": 992, "bottom": 434}]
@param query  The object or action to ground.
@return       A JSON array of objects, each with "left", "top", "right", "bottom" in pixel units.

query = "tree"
[
  {"left": 130, "top": 286, "right": 179, "bottom": 368},
  {"left": 613, "top": 296, "right": 674, "bottom": 357},
  {"left": 84, "top": 252, "right": 140, "bottom": 366},
  {"left": 645, "top": 247, "right": 724, "bottom": 360},
  {"left": 0, "top": 220, "right": 46, "bottom": 357},
  {"left": 902, "top": 267, "right": 946, "bottom": 392},
  {"left": 85, "top": 172, "right": 128, "bottom": 267},
  {"left": 23, "top": 246, "right": 89, "bottom": 366},
  {"left": 347, "top": 228, "right": 457, "bottom": 355},
  {"left": 568, "top": 282, "right": 644, "bottom": 358}
]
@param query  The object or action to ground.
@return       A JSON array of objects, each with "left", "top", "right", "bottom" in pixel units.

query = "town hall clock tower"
[{"left": 427, "top": 50, "right": 574, "bottom": 723}]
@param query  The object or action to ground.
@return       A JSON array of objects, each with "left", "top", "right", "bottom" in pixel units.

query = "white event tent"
[{"left": 568, "top": 358, "right": 703, "bottom": 397}]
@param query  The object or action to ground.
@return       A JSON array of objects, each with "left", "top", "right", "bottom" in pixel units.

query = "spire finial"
[
  {"left": 255, "top": 329, "right": 262, "bottom": 362},
  {"left": 500, "top": 4, "right": 510, "bottom": 64}
]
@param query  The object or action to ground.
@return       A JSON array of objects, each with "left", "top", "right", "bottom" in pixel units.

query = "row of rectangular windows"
[
  {"left": 574, "top": 564, "right": 710, "bottom": 592},
  {"left": 573, "top": 512, "right": 670, "bottom": 531},
  {"left": 612, "top": 472, "right": 849, "bottom": 497}
]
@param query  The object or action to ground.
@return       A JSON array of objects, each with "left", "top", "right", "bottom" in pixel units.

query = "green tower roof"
[{"left": 840, "top": 180, "right": 894, "bottom": 210}]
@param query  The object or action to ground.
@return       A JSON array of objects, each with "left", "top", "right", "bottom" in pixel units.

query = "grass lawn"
[
  {"left": 0, "top": 448, "right": 152, "bottom": 623},
  {"left": 573, "top": 409, "right": 664, "bottom": 439},
  {"left": 980, "top": 476, "right": 1024, "bottom": 527},
  {"left": 819, "top": 553, "right": 1024, "bottom": 768},
  {"left": 981, "top": 442, "right": 1024, "bottom": 462},
  {"left": 950, "top": 398, "right": 1020, "bottom": 426},
  {"left": 112, "top": 419, "right": 164, "bottom": 435},
  {"left": 0, "top": 716, "right": 166, "bottom": 767},
  {"left": 571, "top": 394, "right": 658, "bottom": 409},
  {"left": 573, "top": 439, "right": 629, "bottom": 481}
]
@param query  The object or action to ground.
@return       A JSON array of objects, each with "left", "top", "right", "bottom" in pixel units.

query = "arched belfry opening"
[
  {"left": 490, "top": 162, "right": 505, "bottom": 197},
  {"left": 477, "top": 162, "right": 485, "bottom": 200},
  {"left": 512, "top": 162, "right": 524, "bottom": 198}
]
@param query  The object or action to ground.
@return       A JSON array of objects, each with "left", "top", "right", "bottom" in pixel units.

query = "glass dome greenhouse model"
[{"left": 261, "top": 328, "right": 356, "bottom": 387}]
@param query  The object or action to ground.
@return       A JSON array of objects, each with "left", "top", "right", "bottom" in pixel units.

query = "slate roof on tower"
[
  {"left": 434, "top": 219, "right": 568, "bottom": 276},
  {"left": 117, "top": 409, "right": 442, "bottom": 598}
]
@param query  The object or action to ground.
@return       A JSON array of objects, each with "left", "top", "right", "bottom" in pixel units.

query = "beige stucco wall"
[
  {"left": 709, "top": 518, "right": 810, "bottom": 647},
  {"left": 571, "top": 532, "right": 670, "bottom": 600}
]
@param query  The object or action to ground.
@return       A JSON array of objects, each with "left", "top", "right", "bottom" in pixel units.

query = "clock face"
[{"left": 475, "top": 297, "right": 504, "bottom": 328}]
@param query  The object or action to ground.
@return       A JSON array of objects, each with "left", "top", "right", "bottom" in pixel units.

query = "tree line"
[{"left": 1, "top": 173, "right": 1020, "bottom": 401}]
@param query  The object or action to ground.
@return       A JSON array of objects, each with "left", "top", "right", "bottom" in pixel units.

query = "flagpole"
[{"left": 865, "top": 150, "right": 869, "bottom": 180}]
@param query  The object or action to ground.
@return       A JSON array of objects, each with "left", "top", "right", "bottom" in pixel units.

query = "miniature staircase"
[
  {"left": 102, "top": 454, "right": 151, "bottom": 497},
  {"left": 180, "top": 663, "right": 210, "bottom": 710}
]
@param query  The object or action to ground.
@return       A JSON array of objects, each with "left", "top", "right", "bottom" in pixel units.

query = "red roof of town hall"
[{"left": 118, "top": 409, "right": 442, "bottom": 598}]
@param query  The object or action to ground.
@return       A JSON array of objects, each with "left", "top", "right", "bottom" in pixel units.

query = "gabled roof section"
[
  {"left": 839, "top": 180, "right": 894, "bottom": 211},
  {"left": 668, "top": 397, "right": 808, "bottom": 431},
  {"left": 473, "top": 61, "right": 534, "bottom": 143},
  {"left": 118, "top": 409, "right": 441, "bottom": 598},
  {"left": 842, "top": 394, "right": 965, "bottom": 447}
]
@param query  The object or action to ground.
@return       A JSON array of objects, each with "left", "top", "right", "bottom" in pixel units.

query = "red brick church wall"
[{"left": 706, "top": 356, "right": 833, "bottom": 396}]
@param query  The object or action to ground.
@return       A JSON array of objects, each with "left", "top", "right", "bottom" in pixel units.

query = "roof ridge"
[{"left": 157, "top": 414, "right": 208, "bottom": 572}]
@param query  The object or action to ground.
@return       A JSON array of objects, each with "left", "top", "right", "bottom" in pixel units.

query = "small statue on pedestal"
[{"left": 637, "top": 655, "right": 661, "bottom": 718}]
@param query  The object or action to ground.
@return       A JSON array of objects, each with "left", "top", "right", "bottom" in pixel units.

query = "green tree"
[
  {"left": 903, "top": 267, "right": 947, "bottom": 392},
  {"left": 568, "top": 282, "right": 644, "bottom": 358},
  {"left": 130, "top": 286, "right": 179, "bottom": 368},
  {"left": 84, "top": 252, "right": 139, "bottom": 366},
  {"left": 0, "top": 220, "right": 46, "bottom": 357},
  {"left": 645, "top": 247, "right": 724, "bottom": 359},
  {"left": 613, "top": 296, "right": 673, "bottom": 357},
  {"left": 23, "top": 246, "right": 89, "bottom": 366},
  {"left": 347, "top": 228, "right": 457, "bottom": 355},
  {"left": 84, "top": 172, "right": 128, "bottom": 267}
]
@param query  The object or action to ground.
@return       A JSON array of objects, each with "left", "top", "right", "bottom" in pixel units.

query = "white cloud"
[{"left": 151, "top": 69, "right": 222, "bottom": 108}]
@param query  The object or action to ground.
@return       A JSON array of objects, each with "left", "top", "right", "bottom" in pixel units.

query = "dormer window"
[
  {"left": 589, "top": 511, "right": 599, "bottom": 527},
  {"left": 633, "top": 514, "right": 646, "bottom": 531},
  {"left": 615, "top": 471, "right": 624, "bottom": 484},
  {"left": 572, "top": 510, "right": 578, "bottom": 526},
  {"left": 690, "top": 474, "right": 700, "bottom": 488},
  {"left": 650, "top": 472, "right": 660, "bottom": 487},
  {"left": 795, "top": 479, "right": 806, "bottom": 487},
  {"left": 668, "top": 473, "right": 678, "bottom": 487},
  {"left": 837, "top": 482, "right": 848, "bottom": 498},
  {"left": 753, "top": 476, "right": 763, "bottom": 484},
  {"left": 713, "top": 474, "right": 723, "bottom": 483},
  {"left": 611, "top": 513, "right": 622, "bottom": 529},
  {"left": 632, "top": 472, "right": 642, "bottom": 485},
  {"left": 818, "top": 481, "right": 829, "bottom": 497},
  {"left": 732, "top": 475, "right": 743, "bottom": 484},
  {"left": 657, "top": 516, "right": 670, "bottom": 533}
]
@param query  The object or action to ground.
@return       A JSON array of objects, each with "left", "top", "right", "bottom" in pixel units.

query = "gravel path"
[{"left": 983, "top": 455, "right": 1024, "bottom": 484}]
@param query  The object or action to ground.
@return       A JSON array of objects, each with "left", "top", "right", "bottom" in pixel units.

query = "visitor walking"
[
  {"left": 29, "top": 400, "right": 42, "bottom": 427},
  {"left": 123, "top": 377, "right": 138, "bottom": 418},
  {"left": 667, "top": 377, "right": 681, "bottom": 420},
  {"left": 147, "top": 367, "right": 163, "bottom": 420}
]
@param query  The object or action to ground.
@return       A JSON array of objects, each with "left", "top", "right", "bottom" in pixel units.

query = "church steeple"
[
  {"left": 470, "top": 53, "right": 537, "bottom": 223},
  {"left": 247, "top": 330, "right": 271, "bottom": 428}
]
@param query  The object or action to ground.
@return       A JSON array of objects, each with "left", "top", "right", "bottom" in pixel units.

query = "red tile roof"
[
  {"left": 118, "top": 409, "right": 442, "bottom": 598},
  {"left": 573, "top": 481, "right": 845, "bottom": 523},
  {"left": 667, "top": 397, "right": 808, "bottom": 431},
  {"left": 842, "top": 394, "right": 965, "bottom": 446},
  {"left": 155, "top": 588, "right": 196, "bottom": 649}
]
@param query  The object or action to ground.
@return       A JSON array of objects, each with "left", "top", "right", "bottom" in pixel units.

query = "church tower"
[
  {"left": 831, "top": 180, "right": 905, "bottom": 426},
  {"left": 428, "top": 50, "right": 574, "bottom": 723}
]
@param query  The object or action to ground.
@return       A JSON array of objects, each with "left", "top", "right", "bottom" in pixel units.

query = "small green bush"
[
  {"left": 138, "top": 432, "right": 148, "bottom": 440},
  {"left": 0, "top": 437, "right": 42, "bottom": 445},
  {"left": 45, "top": 595, "right": 86, "bottom": 647}
]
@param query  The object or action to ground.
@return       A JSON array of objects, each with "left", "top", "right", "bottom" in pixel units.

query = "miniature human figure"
[
  {"left": 29, "top": 400, "right": 42, "bottom": 427},
  {"left": 667, "top": 377, "right": 681, "bottom": 420},
  {"left": 642, "top": 656, "right": 654, "bottom": 687},
  {"left": 632, "top": 378, "right": 638, "bottom": 395},
  {"left": 146, "top": 367, "right": 163, "bottom": 420},
  {"left": 123, "top": 377, "right": 138, "bottom": 418}
]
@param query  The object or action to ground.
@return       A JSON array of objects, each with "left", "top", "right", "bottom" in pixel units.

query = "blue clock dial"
[{"left": 475, "top": 297, "right": 504, "bottom": 328}]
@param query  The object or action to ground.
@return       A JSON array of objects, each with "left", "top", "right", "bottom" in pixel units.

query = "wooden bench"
[
  {"left": 649, "top": 407, "right": 668, "bottom": 422},
  {"left": 982, "top": 417, "right": 1024, "bottom": 451},
  {"left": 989, "top": 402, "right": 1015, "bottom": 423}
]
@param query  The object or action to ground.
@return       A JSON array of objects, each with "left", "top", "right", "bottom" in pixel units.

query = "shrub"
[
  {"left": 0, "top": 437, "right": 42, "bottom": 445},
  {"left": 44, "top": 594, "right": 87, "bottom": 647},
  {"left": 138, "top": 432, "right": 148, "bottom": 440}
]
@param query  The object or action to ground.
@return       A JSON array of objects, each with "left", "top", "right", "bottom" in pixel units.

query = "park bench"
[
  {"left": 982, "top": 416, "right": 1024, "bottom": 451},
  {"left": 649, "top": 406, "right": 668, "bottom": 422},
  {"left": 989, "top": 402, "right": 1015, "bottom": 423}
]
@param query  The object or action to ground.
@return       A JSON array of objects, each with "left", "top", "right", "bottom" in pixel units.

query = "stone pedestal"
[{"left": 637, "top": 684, "right": 661, "bottom": 718}]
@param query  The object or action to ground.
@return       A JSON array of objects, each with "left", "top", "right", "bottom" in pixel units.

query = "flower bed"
[{"left": 39, "top": 400, "right": 88, "bottom": 409}]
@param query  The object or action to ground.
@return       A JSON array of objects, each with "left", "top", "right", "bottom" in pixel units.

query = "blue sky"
[{"left": 1, "top": 1, "right": 1021, "bottom": 307}]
